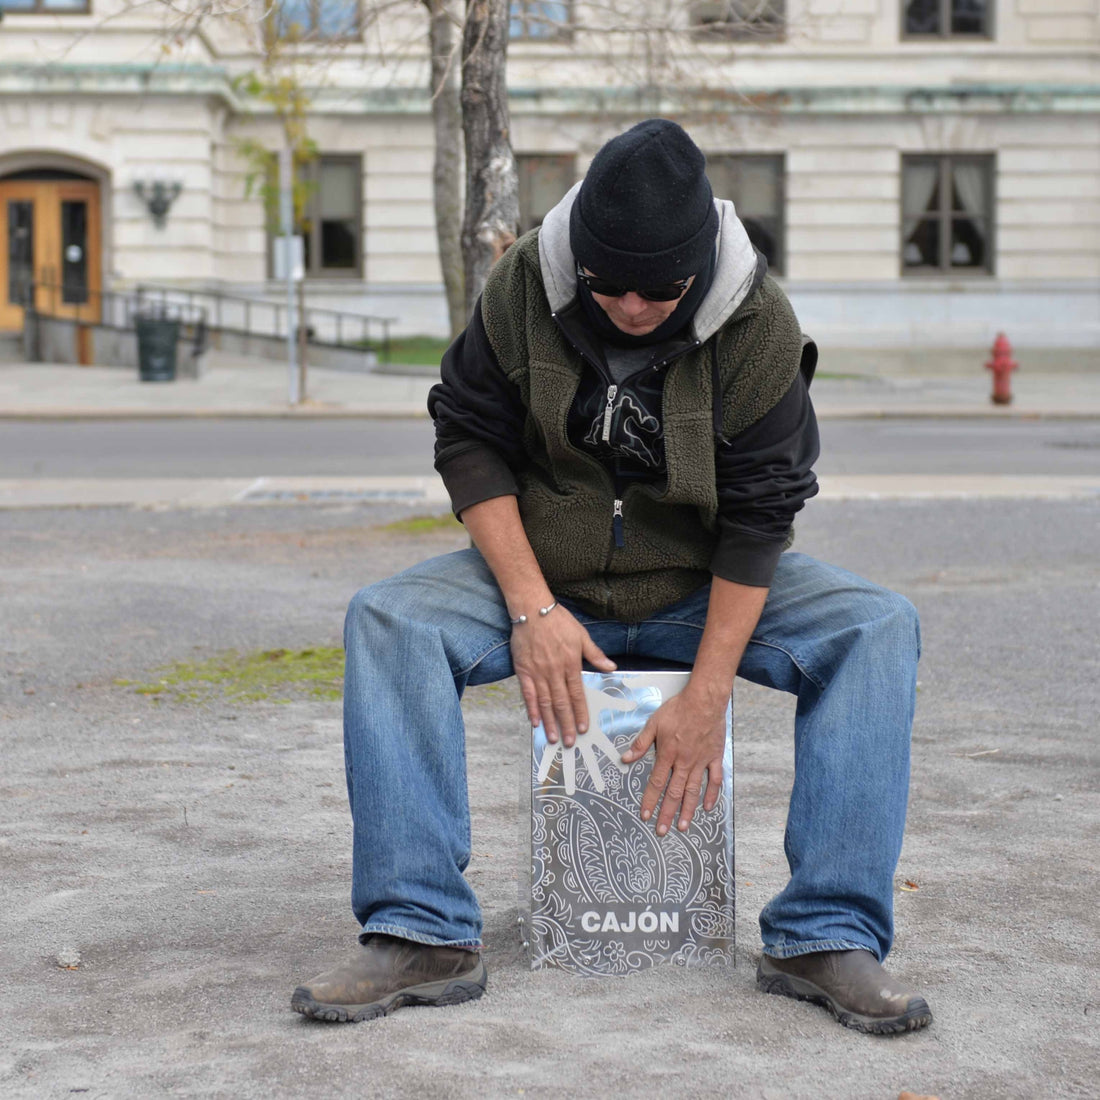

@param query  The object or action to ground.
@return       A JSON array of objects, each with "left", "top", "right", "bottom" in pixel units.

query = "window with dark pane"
[
  {"left": 0, "top": 0, "right": 91, "bottom": 11},
  {"left": 269, "top": 154, "right": 362, "bottom": 278},
  {"left": 903, "top": 0, "right": 990, "bottom": 38},
  {"left": 707, "top": 155, "right": 785, "bottom": 275},
  {"left": 273, "top": 0, "right": 359, "bottom": 40},
  {"left": 951, "top": 0, "right": 987, "bottom": 35},
  {"left": 902, "top": 154, "right": 993, "bottom": 275},
  {"left": 691, "top": 0, "right": 785, "bottom": 41},
  {"left": 517, "top": 155, "right": 575, "bottom": 234},
  {"left": 61, "top": 201, "right": 89, "bottom": 304},
  {"left": 509, "top": 1, "right": 571, "bottom": 40},
  {"left": 7, "top": 202, "right": 34, "bottom": 306},
  {"left": 318, "top": 159, "right": 359, "bottom": 270}
]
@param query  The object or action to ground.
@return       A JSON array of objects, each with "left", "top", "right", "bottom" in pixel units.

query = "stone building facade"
[{"left": 0, "top": 0, "right": 1096, "bottom": 354}]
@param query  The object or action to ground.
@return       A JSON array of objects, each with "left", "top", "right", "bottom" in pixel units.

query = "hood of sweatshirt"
[{"left": 537, "top": 180, "right": 762, "bottom": 346}]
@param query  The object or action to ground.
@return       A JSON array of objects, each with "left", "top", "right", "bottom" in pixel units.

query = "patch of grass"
[
  {"left": 379, "top": 513, "right": 463, "bottom": 535},
  {"left": 361, "top": 334, "right": 450, "bottom": 366},
  {"left": 126, "top": 647, "right": 344, "bottom": 705}
]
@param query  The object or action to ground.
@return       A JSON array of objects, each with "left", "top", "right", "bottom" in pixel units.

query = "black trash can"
[{"left": 135, "top": 314, "right": 180, "bottom": 382}]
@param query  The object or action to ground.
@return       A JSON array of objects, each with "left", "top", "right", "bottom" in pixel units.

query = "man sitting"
[{"left": 292, "top": 119, "right": 931, "bottom": 1035}]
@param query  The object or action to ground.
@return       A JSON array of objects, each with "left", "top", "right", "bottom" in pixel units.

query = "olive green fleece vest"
[{"left": 481, "top": 230, "right": 804, "bottom": 622}]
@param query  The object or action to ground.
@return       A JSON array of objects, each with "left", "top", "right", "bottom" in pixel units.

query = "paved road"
[{"left": 1, "top": 416, "right": 1099, "bottom": 478}]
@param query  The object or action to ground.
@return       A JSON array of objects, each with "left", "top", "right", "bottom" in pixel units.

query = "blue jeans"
[{"left": 343, "top": 549, "right": 920, "bottom": 961}]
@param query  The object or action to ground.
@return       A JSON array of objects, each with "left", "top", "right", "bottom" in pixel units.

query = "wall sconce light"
[{"left": 133, "top": 180, "right": 183, "bottom": 228}]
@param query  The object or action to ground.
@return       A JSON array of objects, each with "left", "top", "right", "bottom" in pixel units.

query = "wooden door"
[{"left": 0, "top": 180, "right": 101, "bottom": 332}]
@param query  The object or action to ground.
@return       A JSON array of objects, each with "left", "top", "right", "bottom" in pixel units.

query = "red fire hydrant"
[{"left": 985, "top": 332, "right": 1018, "bottom": 406}]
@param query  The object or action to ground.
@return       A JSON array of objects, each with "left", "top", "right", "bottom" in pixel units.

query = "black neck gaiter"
[{"left": 576, "top": 244, "right": 717, "bottom": 349}]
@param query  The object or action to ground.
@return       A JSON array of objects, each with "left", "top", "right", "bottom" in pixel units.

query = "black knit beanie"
[{"left": 570, "top": 119, "right": 719, "bottom": 286}]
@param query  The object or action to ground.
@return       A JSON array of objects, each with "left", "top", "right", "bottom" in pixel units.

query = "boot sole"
[
  {"left": 756, "top": 959, "right": 932, "bottom": 1036},
  {"left": 290, "top": 958, "right": 487, "bottom": 1023}
]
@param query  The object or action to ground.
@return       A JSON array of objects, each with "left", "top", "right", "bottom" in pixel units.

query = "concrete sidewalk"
[{"left": 1, "top": 350, "right": 1098, "bottom": 420}]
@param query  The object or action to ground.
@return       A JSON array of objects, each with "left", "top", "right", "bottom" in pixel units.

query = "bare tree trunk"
[
  {"left": 460, "top": 0, "right": 518, "bottom": 320},
  {"left": 424, "top": 0, "right": 466, "bottom": 338}
]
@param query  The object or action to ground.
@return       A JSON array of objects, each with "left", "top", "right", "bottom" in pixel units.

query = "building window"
[
  {"left": 903, "top": 0, "right": 990, "bottom": 38},
  {"left": 707, "top": 154, "right": 785, "bottom": 275},
  {"left": 517, "top": 155, "right": 575, "bottom": 234},
  {"left": 509, "top": 1, "right": 571, "bottom": 40},
  {"left": 690, "top": 1, "right": 785, "bottom": 41},
  {"left": 0, "top": 0, "right": 90, "bottom": 11},
  {"left": 273, "top": 0, "right": 360, "bottom": 41},
  {"left": 268, "top": 155, "right": 362, "bottom": 278},
  {"left": 902, "top": 154, "right": 994, "bottom": 275}
]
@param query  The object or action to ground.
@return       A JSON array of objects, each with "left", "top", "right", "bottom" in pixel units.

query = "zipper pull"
[
  {"left": 601, "top": 384, "right": 618, "bottom": 443},
  {"left": 612, "top": 498, "right": 624, "bottom": 549}
]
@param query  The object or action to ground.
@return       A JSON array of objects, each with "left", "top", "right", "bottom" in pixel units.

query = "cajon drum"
[{"left": 519, "top": 668, "right": 735, "bottom": 975}]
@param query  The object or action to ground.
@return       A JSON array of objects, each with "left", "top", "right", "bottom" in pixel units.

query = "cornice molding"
[
  {"left": 503, "top": 83, "right": 1100, "bottom": 115},
  {"left": 0, "top": 62, "right": 241, "bottom": 107},
  {"left": 0, "top": 64, "right": 1096, "bottom": 116}
]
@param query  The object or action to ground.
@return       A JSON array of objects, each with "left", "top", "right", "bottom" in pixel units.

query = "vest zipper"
[
  {"left": 650, "top": 339, "right": 700, "bottom": 375},
  {"left": 601, "top": 384, "right": 618, "bottom": 443},
  {"left": 549, "top": 310, "right": 702, "bottom": 565},
  {"left": 612, "top": 497, "right": 624, "bottom": 549}
]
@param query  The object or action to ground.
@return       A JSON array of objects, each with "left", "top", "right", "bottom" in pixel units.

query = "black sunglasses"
[{"left": 576, "top": 266, "right": 691, "bottom": 303}]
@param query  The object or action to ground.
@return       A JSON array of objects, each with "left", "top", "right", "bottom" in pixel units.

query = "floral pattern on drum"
[{"left": 521, "top": 670, "right": 735, "bottom": 976}]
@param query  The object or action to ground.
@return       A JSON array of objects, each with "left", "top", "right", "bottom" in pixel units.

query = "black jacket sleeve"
[
  {"left": 710, "top": 371, "right": 820, "bottom": 587},
  {"left": 427, "top": 298, "right": 529, "bottom": 517}
]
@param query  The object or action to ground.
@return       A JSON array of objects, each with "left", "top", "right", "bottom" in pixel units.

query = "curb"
[
  {"left": 1, "top": 474, "right": 1096, "bottom": 511},
  {"left": 0, "top": 406, "right": 432, "bottom": 420},
  {"left": 1, "top": 406, "right": 1099, "bottom": 422}
]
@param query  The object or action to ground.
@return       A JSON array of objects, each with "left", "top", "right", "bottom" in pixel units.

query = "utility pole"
[
  {"left": 297, "top": 277, "right": 307, "bottom": 403},
  {"left": 278, "top": 147, "right": 300, "bottom": 405}
]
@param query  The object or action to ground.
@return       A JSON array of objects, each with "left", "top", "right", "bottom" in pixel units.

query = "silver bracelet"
[{"left": 510, "top": 600, "right": 558, "bottom": 626}]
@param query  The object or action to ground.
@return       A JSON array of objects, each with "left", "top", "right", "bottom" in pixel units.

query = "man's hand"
[
  {"left": 620, "top": 688, "right": 728, "bottom": 836},
  {"left": 512, "top": 607, "right": 616, "bottom": 746},
  {"left": 458, "top": 495, "right": 615, "bottom": 744}
]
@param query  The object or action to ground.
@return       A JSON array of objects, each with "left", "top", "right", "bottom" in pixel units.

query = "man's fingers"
[
  {"left": 640, "top": 755, "right": 670, "bottom": 823},
  {"left": 517, "top": 673, "right": 541, "bottom": 730},
  {"left": 656, "top": 770, "right": 688, "bottom": 836},
  {"left": 581, "top": 634, "right": 617, "bottom": 672},
  {"left": 676, "top": 766, "right": 708, "bottom": 831},
  {"left": 566, "top": 671, "right": 590, "bottom": 736},
  {"left": 621, "top": 716, "right": 658, "bottom": 764},
  {"left": 550, "top": 676, "right": 578, "bottom": 746},
  {"left": 702, "top": 757, "right": 724, "bottom": 812},
  {"left": 534, "top": 681, "right": 559, "bottom": 742}
]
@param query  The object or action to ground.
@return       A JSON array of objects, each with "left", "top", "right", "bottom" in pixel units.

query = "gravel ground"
[{"left": 1, "top": 498, "right": 1097, "bottom": 1099}]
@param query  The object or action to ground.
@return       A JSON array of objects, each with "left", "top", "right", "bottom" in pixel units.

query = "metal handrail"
[
  {"left": 26, "top": 281, "right": 206, "bottom": 328},
  {"left": 134, "top": 282, "right": 394, "bottom": 363},
  {"left": 26, "top": 281, "right": 209, "bottom": 358}
]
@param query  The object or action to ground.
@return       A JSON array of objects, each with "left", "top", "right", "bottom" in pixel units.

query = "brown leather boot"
[
  {"left": 291, "top": 934, "right": 487, "bottom": 1023},
  {"left": 757, "top": 949, "right": 932, "bottom": 1035}
]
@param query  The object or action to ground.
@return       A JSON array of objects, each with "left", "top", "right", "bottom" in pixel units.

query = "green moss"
[
  {"left": 463, "top": 681, "right": 525, "bottom": 710},
  {"left": 126, "top": 646, "right": 345, "bottom": 705},
  {"left": 379, "top": 513, "right": 462, "bottom": 535}
]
